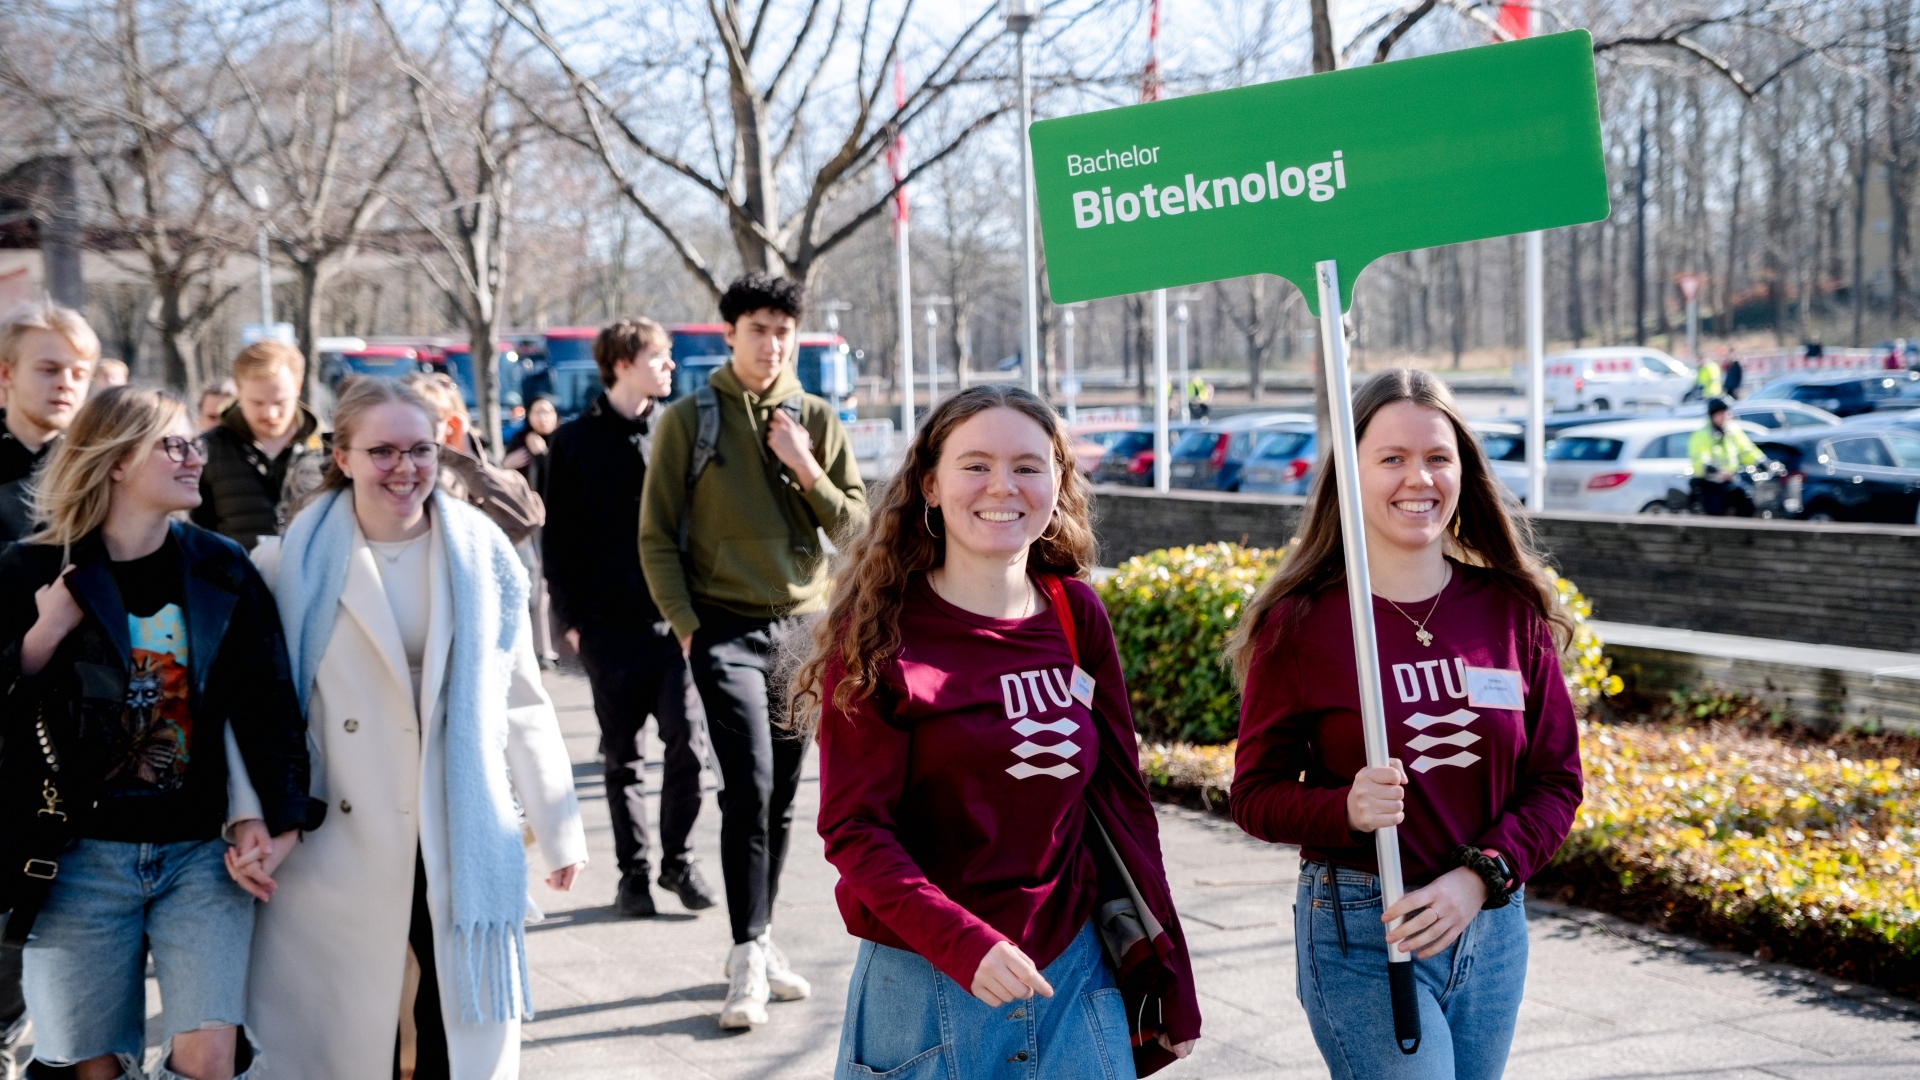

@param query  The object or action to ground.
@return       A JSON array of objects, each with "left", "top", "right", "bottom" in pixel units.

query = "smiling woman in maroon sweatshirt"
[
  {"left": 1227, "top": 370, "right": 1582, "bottom": 1080},
  {"left": 791, "top": 385, "right": 1201, "bottom": 1080}
]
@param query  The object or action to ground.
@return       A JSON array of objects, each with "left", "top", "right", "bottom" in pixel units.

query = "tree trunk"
[
  {"left": 1309, "top": 0, "right": 1336, "bottom": 463},
  {"left": 1855, "top": 83, "right": 1871, "bottom": 345},
  {"left": 1634, "top": 123, "right": 1649, "bottom": 345}
]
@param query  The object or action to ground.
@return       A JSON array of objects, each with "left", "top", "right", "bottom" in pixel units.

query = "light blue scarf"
[{"left": 277, "top": 487, "right": 533, "bottom": 1023}]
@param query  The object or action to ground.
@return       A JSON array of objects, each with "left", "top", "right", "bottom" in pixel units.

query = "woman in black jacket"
[{"left": 0, "top": 386, "right": 317, "bottom": 1080}]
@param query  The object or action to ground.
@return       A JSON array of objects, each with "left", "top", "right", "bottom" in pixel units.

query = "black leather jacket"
[{"left": 0, "top": 522, "right": 321, "bottom": 842}]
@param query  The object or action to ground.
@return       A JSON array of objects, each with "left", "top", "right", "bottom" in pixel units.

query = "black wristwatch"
[{"left": 1451, "top": 845, "right": 1519, "bottom": 909}]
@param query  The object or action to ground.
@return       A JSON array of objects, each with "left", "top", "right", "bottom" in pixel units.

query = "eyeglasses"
[
  {"left": 348, "top": 443, "right": 441, "bottom": 470},
  {"left": 158, "top": 436, "right": 206, "bottom": 464}
]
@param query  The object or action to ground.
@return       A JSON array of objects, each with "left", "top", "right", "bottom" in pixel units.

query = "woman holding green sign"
[{"left": 1226, "top": 370, "right": 1582, "bottom": 1080}]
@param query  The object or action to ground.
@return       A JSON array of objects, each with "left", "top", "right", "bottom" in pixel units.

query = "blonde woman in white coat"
[{"left": 228, "top": 379, "right": 587, "bottom": 1080}]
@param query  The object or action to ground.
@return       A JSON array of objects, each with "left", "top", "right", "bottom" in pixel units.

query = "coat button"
[
  {"left": 1009, "top": 1051, "right": 1028, "bottom": 1062},
  {"left": 1010, "top": 1008, "right": 1024, "bottom": 1020},
  {"left": 339, "top": 800, "right": 352, "bottom": 813},
  {"left": 344, "top": 719, "right": 359, "bottom": 732}
]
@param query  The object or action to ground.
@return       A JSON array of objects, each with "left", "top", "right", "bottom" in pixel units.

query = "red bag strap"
[{"left": 1039, "top": 574, "right": 1077, "bottom": 665}]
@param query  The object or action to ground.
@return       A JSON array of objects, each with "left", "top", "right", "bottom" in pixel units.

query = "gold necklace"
[
  {"left": 931, "top": 571, "right": 1034, "bottom": 618},
  {"left": 1384, "top": 567, "right": 1450, "bottom": 647}
]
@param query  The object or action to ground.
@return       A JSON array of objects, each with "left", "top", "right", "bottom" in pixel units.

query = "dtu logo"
[{"left": 1000, "top": 670, "right": 1080, "bottom": 780}]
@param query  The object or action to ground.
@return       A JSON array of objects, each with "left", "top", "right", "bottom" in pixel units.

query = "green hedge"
[{"left": 1097, "top": 542, "right": 1620, "bottom": 744}]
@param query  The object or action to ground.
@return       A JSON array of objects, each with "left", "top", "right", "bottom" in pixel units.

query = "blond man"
[
  {"left": 0, "top": 301, "right": 99, "bottom": 543},
  {"left": 192, "top": 341, "right": 324, "bottom": 550}
]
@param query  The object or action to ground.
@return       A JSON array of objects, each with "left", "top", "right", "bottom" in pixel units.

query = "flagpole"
[
  {"left": 891, "top": 60, "right": 915, "bottom": 441},
  {"left": 1315, "top": 259, "right": 1421, "bottom": 1056}
]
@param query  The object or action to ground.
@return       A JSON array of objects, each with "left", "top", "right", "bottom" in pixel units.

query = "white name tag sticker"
[
  {"left": 1465, "top": 667, "right": 1525, "bottom": 710},
  {"left": 1069, "top": 665, "right": 1096, "bottom": 708}
]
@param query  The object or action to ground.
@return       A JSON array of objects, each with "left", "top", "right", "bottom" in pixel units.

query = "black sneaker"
[
  {"left": 615, "top": 868, "right": 658, "bottom": 918},
  {"left": 658, "top": 860, "right": 718, "bottom": 911}
]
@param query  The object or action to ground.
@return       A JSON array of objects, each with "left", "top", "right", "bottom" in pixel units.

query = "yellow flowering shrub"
[
  {"left": 1099, "top": 542, "right": 1619, "bottom": 743},
  {"left": 1557, "top": 721, "right": 1920, "bottom": 973}
]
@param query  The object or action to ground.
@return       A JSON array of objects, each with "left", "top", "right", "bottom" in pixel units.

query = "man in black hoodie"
[
  {"left": 0, "top": 302, "right": 97, "bottom": 541},
  {"left": 544, "top": 317, "right": 716, "bottom": 918}
]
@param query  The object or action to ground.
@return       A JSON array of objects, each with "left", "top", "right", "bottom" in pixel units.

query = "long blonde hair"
[
  {"left": 296, "top": 377, "right": 438, "bottom": 513},
  {"left": 27, "top": 386, "right": 187, "bottom": 548},
  {"left": 785, "top": 385, "right": 1097, "bottom": 737},
  {"left": 1223, "top": 369, "right": 1573, "bottom": 686}
]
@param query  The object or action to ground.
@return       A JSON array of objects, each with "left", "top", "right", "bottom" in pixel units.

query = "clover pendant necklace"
[{"left": 1385, "top": 567, "right": 1451, "bottom": 647}]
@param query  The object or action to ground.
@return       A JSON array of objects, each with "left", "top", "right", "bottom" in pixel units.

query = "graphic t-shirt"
[
  {"left": 91, "top": 538, "right": 199, "bottom": 838},
  {"left": 1231, "top": 561, "right": 1583, "bottom": 887},
  {"left": 816, "top": 575, "right": 1123, "bottom": 990}
]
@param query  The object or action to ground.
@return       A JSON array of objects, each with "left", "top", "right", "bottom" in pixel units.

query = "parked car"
[
  {"left": 1238, "top": 424, "right": 1318, "bottom": 495},
  {"left": 1725, "top": 400, "right": 1844, "bottom": 432},
  {"left": 1091, "top": 423, "right": 1200, "bottom": 487},
  {"left": 1541, "top": 416, "right": 1771, "bottom": 515},
  {"left": 1068, "top": 419, "right": 1143, "bottom": 475},
  {"left": 1746, "top": 370, "right": 1920, "bottom": 417},
  {"left": 1756, "top": 425, "right": 1920, "bottom": 523},
  {"left": 1470, "top": 420, "right": 1529, "bottom": 503},
  {"left": 1169, "top": 413, "right": 1314, "bottom": 491},
  {"left": 1542, "top": 347, "right": 1694, "bottom": 412}
]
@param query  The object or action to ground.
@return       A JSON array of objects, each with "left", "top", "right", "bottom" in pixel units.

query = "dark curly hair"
[
  {"left": 718, "top": 272, "right": 805, "bottom": 325},
  {"left": 786, "top": 384, "right": 1096, "bottom": 737}
]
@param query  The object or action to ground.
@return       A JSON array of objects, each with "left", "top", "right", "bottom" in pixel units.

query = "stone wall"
[{"left": 1090, "top": 486, "right": 1920, "bottom": 650}]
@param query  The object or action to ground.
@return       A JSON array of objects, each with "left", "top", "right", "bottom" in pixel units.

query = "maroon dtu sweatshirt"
[
  {"left": 817, "top": 575, "right": 1201, "bottom": 1045},
  {"left": 1231, "top": 562, "right": 1583, "bottom": 887}
]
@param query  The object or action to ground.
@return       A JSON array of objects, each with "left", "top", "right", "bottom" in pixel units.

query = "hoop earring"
[
  {"left": 923, "top": 503, "right": 943, "bottom": 539},
  {"left": 1039, "top": 507, "right": 1062, "bottom": 542}
]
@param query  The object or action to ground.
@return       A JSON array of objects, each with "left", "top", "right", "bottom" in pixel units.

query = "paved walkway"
[{"left": 524, "top": 668, "right": 1920, "bottom": 1078}]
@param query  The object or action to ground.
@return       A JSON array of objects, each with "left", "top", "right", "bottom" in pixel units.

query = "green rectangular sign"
[{"left": 1031, "top": 31, "right": 1609, "bottom": 315}]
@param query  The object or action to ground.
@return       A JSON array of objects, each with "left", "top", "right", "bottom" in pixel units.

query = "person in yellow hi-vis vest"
[
  {"left": 1687, "top": 398, "right": 1763, "bottom": 515},
  {"left": 1692, "top": 355, "right": 1724, "bottom": 401}
]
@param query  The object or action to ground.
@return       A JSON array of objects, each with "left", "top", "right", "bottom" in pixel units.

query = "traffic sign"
[
  {"left": 1676, "top": 274, "right": 1703, "bottom": 302},
  {"left": 1031, "top": 31, "right": 1610, "bottom": 314}
]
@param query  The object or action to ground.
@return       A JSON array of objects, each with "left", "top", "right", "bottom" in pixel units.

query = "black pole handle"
[{"left": 1388, "top": 959, "right": 1422, "bottom": 1055}]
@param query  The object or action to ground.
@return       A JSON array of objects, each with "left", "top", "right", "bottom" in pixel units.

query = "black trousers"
[
  {"left": 576, "top": 623, "right": 703, "bottom": 875},
  {"left": 395, "top": 852, "right": 448, "bottom": 1080},
  {"left": 688, "top": 606, "right": 808, "bottom": 945}
]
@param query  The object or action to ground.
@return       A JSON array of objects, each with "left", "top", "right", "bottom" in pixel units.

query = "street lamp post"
[
  {"left": 1005, "top": 0, "right": 1042, "bottom": 397},
  {"left": 925, "top": 303, "right": 939, "bottom": 404},
  {"left": 251, "top": 184, "right": 272, "bottom": 327},
  {"left": 1062, "top": 307, "right": 1078, "bottom": 423},
  {"left": 1176, "top": 301, "right": 1191, "bottom": 421}
]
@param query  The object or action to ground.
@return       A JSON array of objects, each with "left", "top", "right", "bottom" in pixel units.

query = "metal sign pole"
[
  {"left": 1153, "top": 288, "right": 1170, "bottom": 492},
  {"left": 1525, "top": 230, "right": 1545, "bottom": 510},
  {"left": 1314, "top": 259, "right": 1421, "bottom": 1055}
]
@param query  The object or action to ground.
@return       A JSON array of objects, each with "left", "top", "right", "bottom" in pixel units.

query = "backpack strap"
[
  {"left": 679, "top": 386, "right": 721, "bottom": 553},
  {"left": 1039, "top": 574, "right": 1078, "bottom": 665}
]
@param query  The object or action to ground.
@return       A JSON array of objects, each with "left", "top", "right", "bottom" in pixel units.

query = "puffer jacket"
[{"left": 191, "top": 401, "right": 325, "bottom": 550}]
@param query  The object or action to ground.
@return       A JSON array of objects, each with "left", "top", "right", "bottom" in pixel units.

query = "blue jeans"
[
  {"left": 835, "top": 920, "right": 1136, "bottom": 1080},
  {"left": 22, "top": 839, "right": 253, "bottom": 1067},
  {"left": 1295, "top": 861, "right": 1528, "bottom": 1080}
]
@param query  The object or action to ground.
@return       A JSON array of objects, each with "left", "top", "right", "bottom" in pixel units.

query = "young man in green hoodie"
[{"left": 639, "top": 272, "right": 867, "bottom": 1031}]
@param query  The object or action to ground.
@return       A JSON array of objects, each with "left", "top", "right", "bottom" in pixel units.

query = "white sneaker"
[
  {"left": 759, "top": 932, "right": 811, "bottom": 1001},
  {"left": 719, "top": 940, "right": 770, "bottom": 1029}
]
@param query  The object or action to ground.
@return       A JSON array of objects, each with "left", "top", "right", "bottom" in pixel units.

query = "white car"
[
  {"left": 1470, "top": 420, "right": 1528, "bottom": 503},
  {"left": 1541, "top": 416, "right": 1769, "bottom": 514},
  {"left": 1541, "top": 348, "right": 1694, "bottom": 413}
]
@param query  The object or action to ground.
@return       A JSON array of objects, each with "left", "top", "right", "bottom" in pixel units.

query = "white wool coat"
[{"left": 233, "top": 514, "right": 586, "bottom": 1080}]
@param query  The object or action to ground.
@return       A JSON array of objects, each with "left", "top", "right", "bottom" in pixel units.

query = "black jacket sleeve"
[
  {"left": 217, "top": 552, "right": 322, "bottom": 834},
  {"left": 540, "top": 426, "right": 593, "bottom": 630}
]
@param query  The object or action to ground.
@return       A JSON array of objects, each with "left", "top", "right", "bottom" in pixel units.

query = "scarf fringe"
[{"left": 456, "top": 920, "right": 534, "bottom": 1024}]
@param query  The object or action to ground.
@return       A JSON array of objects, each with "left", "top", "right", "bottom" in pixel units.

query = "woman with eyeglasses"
[
  {"left": 0, "top": 386, "right": 318, "bottom": 1080},
  {"left": 235, "top": 378, "right": 586, "bottom": 1080}
]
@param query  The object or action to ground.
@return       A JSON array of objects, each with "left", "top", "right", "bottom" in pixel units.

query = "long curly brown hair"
[
  {"left": 785, "top": 385, "right": 1097, "bottom": 737},
  {"left": 1223, "top": 368, "right": 1573, "bottom": 686}
]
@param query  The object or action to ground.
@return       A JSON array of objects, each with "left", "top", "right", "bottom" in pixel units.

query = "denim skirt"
[{"left": 834, "top": 920, "right": 1137, "bottom": 1080}]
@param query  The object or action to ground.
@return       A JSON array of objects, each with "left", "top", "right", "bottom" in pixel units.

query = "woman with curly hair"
[
  {"left": 791, "top": 385, "right": 1201, "bottom": 1080},
  {"left": 1226, "top": 369, "right": 1583, "bottom": 1080}
]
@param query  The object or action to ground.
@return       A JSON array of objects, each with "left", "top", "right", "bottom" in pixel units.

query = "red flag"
[
  {"left": 1497, "top": 2, "right": 1530, "bottom": 40},
  {"left": 888, "top": 59, "right": 908, "bottom": 232}
]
